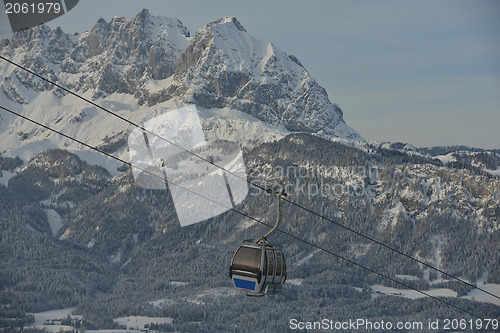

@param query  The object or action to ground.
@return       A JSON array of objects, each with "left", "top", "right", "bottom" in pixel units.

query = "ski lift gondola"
[{"left": 229, "top": 188, "right": 287, "bottom": 296}]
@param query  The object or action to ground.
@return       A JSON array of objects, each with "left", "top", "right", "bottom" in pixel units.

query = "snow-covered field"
[
  {"left": 0, "top": 170, "right": 15, "bottom": 186},
  {"left": 28, "top": 324, "right": 75, "bottom": 332},
  {"left": 371, "top": 284, "right": 457, "bottom": 300},
  {"left": 486, "top": 169, "right": 500, "bottom": 176},
  {"left": 27, "top": 308, "right": 173, "bottom": 332},
  {"left": 371, "top": 282, "right": 500, "bottom": 306},
  {"left": 461, "top": 271, "right": 500, "bottom": 306},
  {"left": 31, "top": 307, "right": 76, "bottom": 326},
  {"left": 113, "top": 316, "right": 173, "bottom": 329},
  {"left": 463, "top": 283, "right": 500, "bottom": 306},
  {"left": 43, "top": 208, "right": 64, "bottom": 236},
  {"left": 26, "top": 307, "right": 82, "bottom": 332}
]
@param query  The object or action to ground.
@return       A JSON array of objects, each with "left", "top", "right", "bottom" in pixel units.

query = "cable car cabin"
[{"left": 229, "top": 243, "right": 286, "bottom": 296}]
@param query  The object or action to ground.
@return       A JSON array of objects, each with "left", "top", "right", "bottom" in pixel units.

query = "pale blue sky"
[{"left": 40, "top": 0, "right": 500, "bottom": 149}]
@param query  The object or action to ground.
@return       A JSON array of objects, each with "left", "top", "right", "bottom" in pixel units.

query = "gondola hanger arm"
[{"left": 256, "top": 187, "right": 287, "bottom": 245}]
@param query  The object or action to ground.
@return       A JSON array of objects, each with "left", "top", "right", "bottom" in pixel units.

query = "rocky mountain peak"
[
  {"left": 95, "top": 17, "right": 108, "bottom": 28},
  {"left": 134, "top": 7, "right": 151, "bottom": 22},
  {"left": 0, "top": 9, "right": 362, "bottom": 160},
  {"left": 168, "top": 15, "right": 361, "bottom": 138},
  {"left": 207, "top": 16, "right": 247, "bottom": 32}
]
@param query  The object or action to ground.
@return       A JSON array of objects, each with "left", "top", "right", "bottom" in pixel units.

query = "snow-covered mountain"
[
  {"left": 0, "top": 9, "right": 362, "bottom": 165},
  {"left": 168, "top": 16, "right": 358, "bottom": 138}
]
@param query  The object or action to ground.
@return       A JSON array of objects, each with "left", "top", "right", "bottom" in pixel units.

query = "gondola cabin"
[{"left": 229, "top": 242, "right": 286, "bottom": 296}]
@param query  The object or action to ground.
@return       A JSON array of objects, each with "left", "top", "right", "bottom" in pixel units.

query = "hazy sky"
[{"left": 15, "top": 1, "right": 500, "bottom": 148}]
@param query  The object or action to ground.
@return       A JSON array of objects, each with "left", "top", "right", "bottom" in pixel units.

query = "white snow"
[
  {"left": 59, "top": 227, "right": 71, "bottom": 240},
  {"left": 0, "top": 170, "right": 15, "bottom": 186},
  {"left": 28, "top": 325, "right": 75, "bottom": 332},
  {"left": 238, "top": 218, "right": 257, "bottom": 230},
  {"left": 113, "top": 316, "right": 173, "bottom": 330},
  {"left": 191, "top": 287, "right": 239, "bottom": 300},
  {"left": 149, "top": 298, "right": 177, "bottom": 307},
  {"left": 143, "top": 76, "right": 174, "bottom": 93},
  {"left": 463, "top": 285, "right": 500, "bottom": 306},
  {"left": 43, "top": 208, "right": 64, "bottom": 236},
  {"left": 110, "top": 250, "right": 122, "bottom": 263},
  {"left": 3, "top": 139, "right": 58, "bottom": 163},
  {"left": 72, "top": 148, "right": 125, "bottom": 178},
  {"left": 287, "top": 278, "right": 304, "bottom": 286},
  {"left": 39, "top": 187, "right": 68, "bottom": 207},
  {"left": 395, "top": 275, "right": 419, "bottom": 281},
  {"left": 371, "top": 271, "right": 500, "bottom": 306},
  {"left": 415, "top": 235, "right": 445, "bottom": 283},
  {"left": 169, "top": 281, "right": 189, "bottom": 286},
  {"left": 431, "top": 235, "right": 444, "bottom": 280},
  {"left": 118, "top": 184, "right": 131, "bottom": 193},
  {"left": 435, "top": 153, "right": 457, "bottom": 164},
  {"left": 197, "top": 106, "right": 289, "bottom": 147},
  {"left": 31, "top": 307, "right": 76, "bottom": 326},
  {"left": 27, "top": 308, "right": 172, "bottom": 333},
  {"left": 423, "top": 269, "right": 430, "bottom": 282},
  {"left": 0, "top": 94, "right": 290, "bottom": 175},
  {"left": 485, "top": 169, "right": 500, "bottom": 176},
  {"left": 462, "top": 271, "right": 500, "bottom": 306},
  {"left": 184, "top": 287, "right": 239, "bottom": 305},
  {"left": 295, "top": 250, "right": 320, "bottom": 266},
  {"left": 370, "top": 284, "right": 457, "bottom": 300},
  {"left": 378, "top": 200, "right": 406, "bottom": 230}
]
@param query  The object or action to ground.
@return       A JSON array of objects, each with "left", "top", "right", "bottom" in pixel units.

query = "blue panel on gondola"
[{"left": 234, "top": 278, "right": 256, "bottom": 291}]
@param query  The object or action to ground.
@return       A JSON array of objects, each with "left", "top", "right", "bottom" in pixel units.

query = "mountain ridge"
[{"left": 0, "top": 9, "right": 362, "bottom": 166}]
